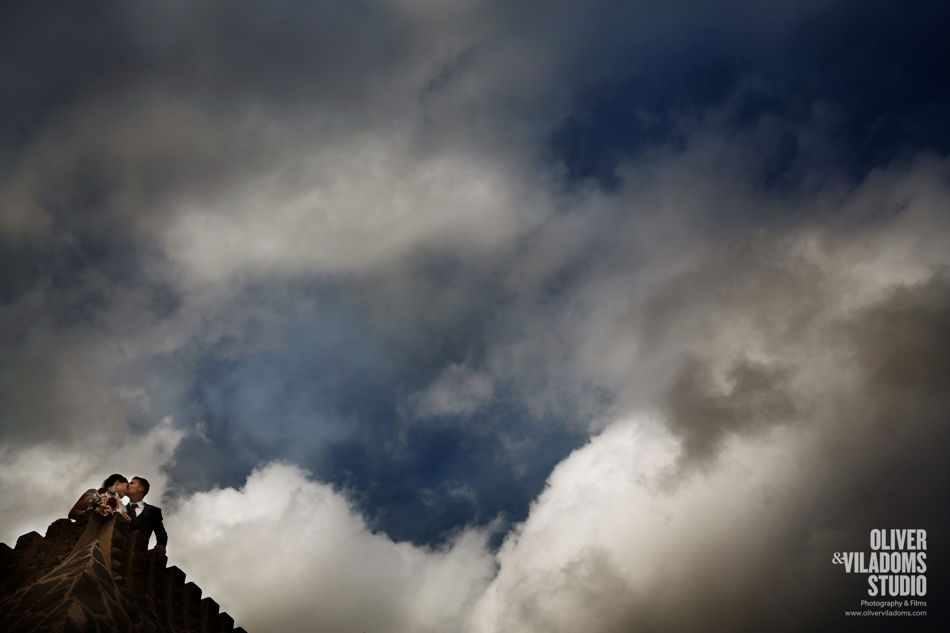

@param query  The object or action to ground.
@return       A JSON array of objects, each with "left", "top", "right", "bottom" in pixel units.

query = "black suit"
[{"left": 128, "top": 502, "right": 168, "bottom": 547}]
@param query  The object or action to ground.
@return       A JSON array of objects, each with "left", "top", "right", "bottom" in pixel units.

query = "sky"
[{"left": 1, "top": 1, "right": 949, "bottom": 631}]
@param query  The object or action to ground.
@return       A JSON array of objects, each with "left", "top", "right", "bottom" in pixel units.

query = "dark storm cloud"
[
  {"left": 848, "top": 274, "right": 950, "bottom": 397},
  {"left": 703, "top": 273, "right": 950, "bottom": 633},
  {"left": 0, "top": 1, "right": 143, "bottom": 154},
  {"left": 664, "top": 356, "right": 797, "bottom": 468},
  {"left": 812, "top": 273, "right": 950, "bottom": 528},
  {"left": 133, "top": 0, "right": 412, "bottom": 106},
  {"left": 0, "top": 0, "right": 412, "bottom": 133},
  {"left": 5, "top": 0, "right": 947, "bottom": 234},
  {"left": 1, "top": 0, "right": 445, "bottom": 263}
]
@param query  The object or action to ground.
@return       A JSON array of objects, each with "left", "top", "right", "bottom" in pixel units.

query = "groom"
[{"left": 126, "top": 475, "right": 168, "bottom": 556}]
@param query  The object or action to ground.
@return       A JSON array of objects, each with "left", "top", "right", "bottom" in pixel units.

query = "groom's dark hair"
[
  {"left": 101, "top": 474, "right": 128, "bottom": 490},
  {"left": 132, "top": 476, "right": 150, "bottom": 495}
]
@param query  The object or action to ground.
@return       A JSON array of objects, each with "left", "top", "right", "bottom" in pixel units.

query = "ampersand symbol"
[{"left": 831, "top": 552, "right": 844, "bottom": 564}]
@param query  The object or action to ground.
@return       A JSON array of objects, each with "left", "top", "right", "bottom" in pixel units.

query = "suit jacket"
[{"left": 128, "top": 502, "right": 168, "bottom": 546}]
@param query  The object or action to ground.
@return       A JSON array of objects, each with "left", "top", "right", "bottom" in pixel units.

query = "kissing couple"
[{"left": 68, "top": 473, "right": 168, "bottom": 556}]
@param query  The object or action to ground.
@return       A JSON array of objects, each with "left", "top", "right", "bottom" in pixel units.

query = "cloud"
[
  {"left": 464, "top": 417, "right": 813, "bottom": 633},
  {"left": 4, "top": 91, "right": 949, "bottom": 545},
  {"left": 463, "top": 296, "right": 950, "bottom": 632},
  {"left": 412, "top": 363, "right": 495, "bottom": 418},
  {"left": 2, "top": 3, "right": 950, "bottom": 631},
  {"left": 165, "top": 261, "right": 950, "bottom": 633},
  {"left": 169, "top": 462, "right": 496, "bottom": 633},
  {"left": 453, "top": 231, "right": 950, "bottom": 632},
  {"left": 663, "top": 356, "right": 798, "bottom": 469},
  {"left": 161, "top": 134, "right": 547, "bottom": 287}
]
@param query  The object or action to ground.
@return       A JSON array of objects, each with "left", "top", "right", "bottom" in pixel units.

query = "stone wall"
[{"left": 0, "top": 512, "right": 245, "bottom": 633}]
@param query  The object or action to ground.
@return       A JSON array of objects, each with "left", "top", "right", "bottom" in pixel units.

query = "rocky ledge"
[{"left": 0, "top": 513, "right": 245, "bottom": 633}]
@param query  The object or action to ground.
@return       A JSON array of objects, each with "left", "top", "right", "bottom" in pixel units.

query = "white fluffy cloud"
[
  {"left": 168, "top": 462, "right": 496, "bottom": 633},
  {"left": 462, "top": 418, "right": 807, "bottom": 633},
  {"left": 163, "top": 410, "right": 843, "bottom": 633}
]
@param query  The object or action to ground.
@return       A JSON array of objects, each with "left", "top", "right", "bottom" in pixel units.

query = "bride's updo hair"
[{"left": 99, "top": 473, "right": 129, "bottom": 493}]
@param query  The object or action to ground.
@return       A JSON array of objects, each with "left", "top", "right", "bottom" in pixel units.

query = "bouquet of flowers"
[{"left": 89, "top": 490, "right": 121, "bottom": 516}]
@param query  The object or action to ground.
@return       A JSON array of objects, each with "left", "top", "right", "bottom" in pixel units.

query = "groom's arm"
[{"left": 154, "top": 508, "right": 168, "bottom": 551}]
